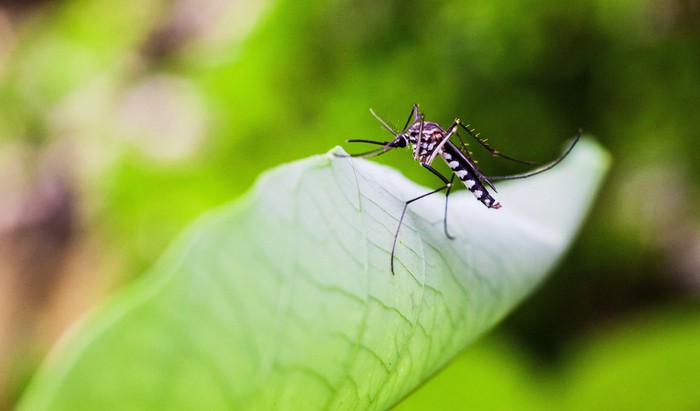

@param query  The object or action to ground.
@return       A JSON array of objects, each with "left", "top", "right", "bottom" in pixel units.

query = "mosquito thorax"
[{"left": 404, "top": 121, "right": 448, "bottom": 164}]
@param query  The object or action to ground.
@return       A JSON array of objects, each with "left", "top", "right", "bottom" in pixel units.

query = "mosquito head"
[{"left": 392, "top": 134, "right": 409, "bottom": 148}]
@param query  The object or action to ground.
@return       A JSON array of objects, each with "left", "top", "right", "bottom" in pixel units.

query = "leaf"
[
  {"left": 563, "top": 306, "right": 700, "bottom": 411},
  {"left": 17, "top": 138, "right": 609, "bottom": 411}
]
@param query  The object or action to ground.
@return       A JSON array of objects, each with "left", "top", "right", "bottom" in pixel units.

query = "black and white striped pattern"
[
  {"left": 403, "top": 120, "right": 501, "bottom": 209},
  {"left": 441, "top": 141, "right": 501, "bottom": 209},
  {"left": 341, "top": 105, "right": 580, "bottom": 274}
]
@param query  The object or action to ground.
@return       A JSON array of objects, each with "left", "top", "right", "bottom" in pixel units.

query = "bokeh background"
[{"left": 1, "top": 0, "right": 699, "bottom": 409}]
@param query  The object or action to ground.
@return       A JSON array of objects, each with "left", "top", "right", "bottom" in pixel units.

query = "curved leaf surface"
[{"left": 17, "top": 138, "right": 609, "bottom": 411}]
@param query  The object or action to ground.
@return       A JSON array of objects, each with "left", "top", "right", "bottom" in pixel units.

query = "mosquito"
[{"left": 340, "top": 104, "right": 581, "bottom": 274}]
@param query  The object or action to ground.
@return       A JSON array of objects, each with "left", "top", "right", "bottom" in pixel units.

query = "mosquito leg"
[
  {"left": 334, "top": 145, "right": 394, "bottom": 159},
  {"left": 455, "top": 121, "right": 540, "bottom": 165},
  {"left": 343, "top": 105, "right": 421, "bottom": 160},
  {"left": 443, "top": 121, "right": 474, "bottom": 161},
  {"left": 391, "top": 183, "right": 450, "bottom": 275},
  {"left": 443, "top": 173, "right": 456, "bottom": 240},
  {"left": 488, "top": 129, "right": 582, "bottom": 181},
  {"left": 404, "top": 104, "right": 420, "bottom": 132},
  {"left": 338, "top": 137, "right": 405, "bottom": 159},
  {"left": 414, "top": 113, "right": 425, "bottom": 161},
  {"left": 411, "top": 104, "right": 420, "bottom": 121},
  {"left": 346, "top": 139, "right": 391, "bottom": 145},
  {"left": 390, "top": 163, "right": 452, "bottom": 274}
]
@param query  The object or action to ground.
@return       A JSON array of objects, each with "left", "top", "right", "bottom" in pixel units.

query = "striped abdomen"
[{"left": 441, "top": 142, "right": 501, "bottom": 209}]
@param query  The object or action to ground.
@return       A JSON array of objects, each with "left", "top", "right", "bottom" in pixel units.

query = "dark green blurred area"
[{"left": 0, "top": 0, "right": 698, "bottom": 409}]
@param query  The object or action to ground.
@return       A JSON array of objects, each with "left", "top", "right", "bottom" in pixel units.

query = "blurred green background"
[{"left": 0, "top": 0, "right": 698, "bottom": 409}]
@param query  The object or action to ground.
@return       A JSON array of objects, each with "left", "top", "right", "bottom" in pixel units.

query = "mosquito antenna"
[
  {"left": 370, "top": 109, "right": 400, "bottom": 137},
  {"left": 458, "top": 122, "right": 540, "bottom": 166},
  {"left": 488, "top": 130, "right": 582, "bottom": 181}
]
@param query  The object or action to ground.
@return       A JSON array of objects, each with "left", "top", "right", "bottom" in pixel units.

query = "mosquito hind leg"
[
  {"left": 487, "top": 129, "right": 582, "bottom": 181},
  {"left": 455, "top": 121, "right": 540, "bottom": 165}
]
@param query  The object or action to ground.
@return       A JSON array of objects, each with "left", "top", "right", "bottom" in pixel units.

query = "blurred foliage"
[
  {"left": 0, "top": 0, "right": 699, "bottom": 409},
  {"left": 14, "top": 140, "right": 608, "bottom": 410},
  {"left": 397, "top": 305, "right": 700, "bottom": 410}
]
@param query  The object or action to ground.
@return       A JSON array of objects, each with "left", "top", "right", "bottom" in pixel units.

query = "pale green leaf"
[{"left": 17, "top": 138, "right": 609, "bottom": 411}]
